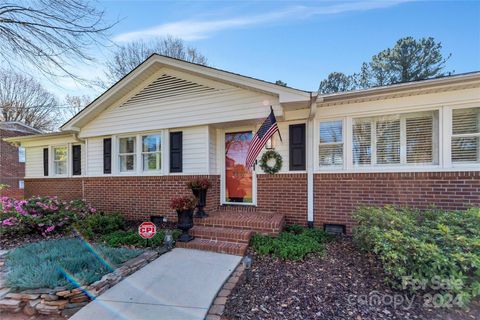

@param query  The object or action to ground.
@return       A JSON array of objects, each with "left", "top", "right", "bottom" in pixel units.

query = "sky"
[{"left": 50, "top": 0, "right": 480, "bottom": 98}]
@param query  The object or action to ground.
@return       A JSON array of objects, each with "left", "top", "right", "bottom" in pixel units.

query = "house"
[
  {"left": 0, "top": 122, "right": 41, "bottom": 198},
  {"left": 5, "top": 55, "right": 480, "bottom": 233}
]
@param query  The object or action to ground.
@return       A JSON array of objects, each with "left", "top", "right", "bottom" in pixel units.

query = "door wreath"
[{"left": 259, "top": 150, "right": 283, "bottom": 174}]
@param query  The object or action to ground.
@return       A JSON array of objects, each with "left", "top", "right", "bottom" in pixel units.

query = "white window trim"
[
  {"left": 52, "top": 145, "right": 69, "bottom": 177},
  {"left": 315, "top": 104, "right": 480, "bottom": 173},
  {"left": 117, "top": 135, "right": 137, "bottom": 175},
  {"left": 318, "top": 118, "right": 345, "bottom": 170},
  {"left": 450, "top": 105, "right": 480, "bottom": 166}
]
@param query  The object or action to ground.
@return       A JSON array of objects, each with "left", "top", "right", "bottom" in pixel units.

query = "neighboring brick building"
[{"left": 0, "top": 122, "right": 41, "bottom": 198}]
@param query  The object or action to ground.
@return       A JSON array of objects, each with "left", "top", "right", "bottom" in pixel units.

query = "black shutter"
[
  {"left": 103, "top": 138, "right": 112, "bottom": 174},
  {"left": 289, "top": 124, "right": 306, "bottom": 171},
  {"left": 170, "top": 131, "right": 183, "bottom": 173},
  {"left": 43, "top": 148, "right": 49, "bottom": 176},
  {"left": 72, "top": 145, "right": 82, "bottom": 176}
]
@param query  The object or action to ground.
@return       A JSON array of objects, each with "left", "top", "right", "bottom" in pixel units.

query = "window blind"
[
  {"left": 352, "top": 120, "right": 371, "bottom": 165},
  {"left": 406, "top": 114, "right": 434, "bottom": 163},
  {"left": 376, "top": 118, "right": 400, "bottom": 165},
  {"left": 452, "top": 107, "right": 479, "bottom": 163}
]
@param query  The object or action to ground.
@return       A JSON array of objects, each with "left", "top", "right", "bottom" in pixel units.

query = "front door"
[{"left": 225, "top": 131, "right": 253, "bottom": 204}]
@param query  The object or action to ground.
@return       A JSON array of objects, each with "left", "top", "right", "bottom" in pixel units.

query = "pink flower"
[
  {"left": 90, "top": 208, "right": 97, "bottom": 213},
  {"left": 45, "top": 226, "right": 55, "bottom": 233},
  {"left": 2, "top": 219, "right": 13, "bottom": 226}
]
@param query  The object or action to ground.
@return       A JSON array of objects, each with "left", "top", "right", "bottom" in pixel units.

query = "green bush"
[
  {"left": 74, "top": 213, "right": 126, "bottom": 239},
  {"left": 353, "top": 206, "right": 480, "bottom": 306},
  {"left": 102, "top": 230, "right": 165, "bottom": 247},
  {"left": 5, "top": 238, "right": 142, "bottom": 290},
  {"left": 251, "top": 225, "right": 332, "bottom": 260}
]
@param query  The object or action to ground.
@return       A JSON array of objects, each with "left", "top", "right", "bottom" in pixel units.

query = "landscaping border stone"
[
  {"left": 206, "top": 260, "right": 246, "bottom": 320},
  {"left": 0, "top": 246, "right": 169, "bottom": 317}
]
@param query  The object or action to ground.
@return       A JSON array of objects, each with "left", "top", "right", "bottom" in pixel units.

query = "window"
[
  {"left": 452, "top": 107, "right": 480, "bottom": 163},
  {"left": 319, "top": 120, "right": 343, "bottom": 166},
  {"left": 119, "top": 137, "right": 136, "bottom": 172},
  {"left": 352, "top": 111, "right": 439, "bottom": 166},
  {"left": 19, "top": 180, "right": 24, "bottom": 189},
  {"left": 53, "top": 146, "right": 67, "bottom": 175},
  {"left": 142, "top": 134, "right": 161, "bottom": 171},
  {"left": 18, "top": 147, "right": 25, "bottom": 163}
]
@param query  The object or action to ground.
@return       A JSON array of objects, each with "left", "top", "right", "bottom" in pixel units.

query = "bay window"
[
  {"left": 319, "top": 120, "right": 343, "bottom": 167},
  {"left": 352, "top": 110, "right": 439, "bottom": 167},
  {"left": 452, "top": 107, "right": 480, "bottom": 164},
  {"left": 119, "top": 137, "right": 136, "bottom": 172},
  {"left": 53, "top": 146, "right": 67, "bottom": 175},
  {"left": 142, "top": 134, "right": 162, "bottom": 171}
]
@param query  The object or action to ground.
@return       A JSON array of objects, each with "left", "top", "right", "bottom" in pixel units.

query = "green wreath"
[{"left": 259, "top": 150, "right": 283, "bottom": 174}]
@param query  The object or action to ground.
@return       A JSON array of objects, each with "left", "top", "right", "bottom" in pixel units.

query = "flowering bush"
[
  {"left": 170, "top": 196, "right": 197, "bottom": 212},
  {"left": 0, "top": 196, "right": 96, "bottom": 236},
  {"left": 186, "top": 178, "right": 211, "bottom": 190}
]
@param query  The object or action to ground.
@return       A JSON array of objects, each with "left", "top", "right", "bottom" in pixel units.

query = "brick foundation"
[
  {"left": 25, "top": 176, "right": 220, "bottom": 221},
  {"left": 314, "top": 171, "right": 480, "bottom": 233},
  {"left": 257, "top": 173, "right": 307, "bottom": 225}
]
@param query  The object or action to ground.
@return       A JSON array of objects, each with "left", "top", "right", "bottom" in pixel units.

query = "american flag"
[{"left": 246, "top": 107, "right": 280, "bottom": 168}]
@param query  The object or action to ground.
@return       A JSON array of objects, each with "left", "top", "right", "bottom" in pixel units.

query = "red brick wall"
[
  {"left": 257, "top": 173, "right": 307, "bottom": 225},
  {"left": 0, "top": 128, "right": 35, "bottom": 199},
  {"left": 25, "top": 175, "right": 220, "bottom": 221},
  {"left": 314, "top": 171, "right": 480, "bottom": 233}
]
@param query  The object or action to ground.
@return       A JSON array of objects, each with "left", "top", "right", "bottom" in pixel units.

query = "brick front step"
[
  {"left": 176, "top": 239, "right": 248, "bottom": 256},
  {"left": 190, "top": 226, "right": 252, "bottom": 244},
  {"left": 194, "top": 210, "right": 285, "bottom": 236}
]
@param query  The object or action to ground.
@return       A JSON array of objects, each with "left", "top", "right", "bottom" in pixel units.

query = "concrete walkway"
[{"left": 71, "top": 248, "right": 241, "bottom": 320}]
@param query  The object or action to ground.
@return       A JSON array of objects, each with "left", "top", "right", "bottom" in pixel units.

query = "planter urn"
[
  {"left": 192, "top": 187, "right": 208, "bottom": 218},
  {"left": 176, "top": 209, "right": 194, "bottom": 242}
]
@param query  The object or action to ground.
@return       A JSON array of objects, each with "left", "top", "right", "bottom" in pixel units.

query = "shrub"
[
  {"left": 101, "top": 230, "right": 165, "bottom": 247},
  {"left": 251, "top": 226, "right": 332, "bottom": 261},
  {"left": 0, "top": 196, "right": 95, "bottom": 236},
  {"left": 74, "top": 213, "right": 126, "bottom": 240},
  {"left": 353, "top": 206, "right": 480, "bottom": 306},
  {"left": 5, "top": 238, "right": 142, "bottom": 290}
]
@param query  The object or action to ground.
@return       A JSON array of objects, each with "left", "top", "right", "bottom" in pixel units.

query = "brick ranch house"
[
  {"left": 5, "top": 55, "right": 480, "bottom": 233},
  {"left": 0, "top": 122, "right": 41, "bottom": 198}
]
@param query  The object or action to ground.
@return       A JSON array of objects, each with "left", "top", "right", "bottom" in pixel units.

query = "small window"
[
  {"left": 142, "top": 134, "right": 161, "bottom": 171},
  {"left": 53, "top": 146, "right": 67, "bottom": 175},
  {"left": 452, "top": 107, "right": 480, "bottom": 164},
  {"left": 119, "top": 137, "right": 136, "bottom": 172},
  {"left": 19, "top": 180, "right": 24, "bottom": 189},
  {"left": 18, "top": 147, "right": 25, "bottom": 163},
  {"left": 319, "top": 120, "right": 343, "bottom": 166}
]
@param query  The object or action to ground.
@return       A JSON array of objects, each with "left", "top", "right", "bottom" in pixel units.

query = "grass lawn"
[{"left": 5, "top": 238, "right": 143, "bottom": 291}]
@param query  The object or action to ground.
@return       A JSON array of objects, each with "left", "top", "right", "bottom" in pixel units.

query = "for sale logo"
[{"left": 138, "top": 221, "right": 156, "bottom": 239}]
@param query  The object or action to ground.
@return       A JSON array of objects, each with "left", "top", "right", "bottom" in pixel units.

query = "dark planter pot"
[
  {"left": 192, "top": 188, "right": 208, "bottom": 218},
  {"left": 176, "top": 209, "right": 194, "bottom": 242}
]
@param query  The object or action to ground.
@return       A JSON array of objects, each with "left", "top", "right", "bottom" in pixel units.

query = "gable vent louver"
[{"left": 122, "top": 74, "right": 220, "bottom": 107}]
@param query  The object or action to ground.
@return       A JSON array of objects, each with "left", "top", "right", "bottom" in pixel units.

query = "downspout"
[{"left": 307, "top": 93, "right": 318, "bottom": 228}]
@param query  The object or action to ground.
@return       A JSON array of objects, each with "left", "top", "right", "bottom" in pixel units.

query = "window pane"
[
  {"left": 55, "top": 161, "right": 66, "bottom": 175},
  {"left": 120, "top": 155, "right": 135, "bottom": 172},
  {"left": 406, "top": 112, "right": 438, "bottom": 164},
  {"left": 319, "top": 144, "right": 343, "bottom": 166},
  {"left": 143, "top": 153, "right": 161, "bottom": 171},
  {"left": 18, "top": 147, "right": 26, "bottom": 163},
  {"left": 143, "top": 134, "right": 161, "bottom": 152},
  {"left": 376, "top": 118, "right": 400, "bottom": 164},
  {"left": 353, "top": 121, "right": 371, "bottom": 165},
  {"left": 320, "top": 121, "right": 343, "bottom": 143},
  {"left": 452, "top": 137, "right": 479, "bottom": 163},
  {"left": 453, "top": 108, "right": 479, "bottom": 135},
  {"left": 119, "top": 137, "right": 135, "bottom": 153},
  {"left": 54, "top": 147, "right": 67, "bottom": 161}
]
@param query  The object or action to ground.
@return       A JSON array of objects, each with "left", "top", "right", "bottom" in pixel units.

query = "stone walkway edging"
[
  {"left": 206, "top": 260, "right": 246, "bottom": 320},
  {"left": 0, "top": 247, "right": 169, "bottom": 317}
]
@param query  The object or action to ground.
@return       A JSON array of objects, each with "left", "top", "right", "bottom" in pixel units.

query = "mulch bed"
[{"left": 224, "top": 238, "right": 479, "bottom": 320}]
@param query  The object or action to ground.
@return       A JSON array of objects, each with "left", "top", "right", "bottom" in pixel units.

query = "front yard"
[{"left": 224, "top": 206, "right": 480, "bottom": 320}]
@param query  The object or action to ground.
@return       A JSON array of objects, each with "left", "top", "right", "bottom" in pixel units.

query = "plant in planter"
[
  {"left": 186, "top": 178, "right": 212, "bottom": 218},
  {"left": 170, "top": 196, "right": 197, "bottom": 242}
]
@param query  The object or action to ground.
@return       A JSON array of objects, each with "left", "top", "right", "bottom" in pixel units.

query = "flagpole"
[{"left": 270, "top": 105, "right": 283, "bottom": 142}]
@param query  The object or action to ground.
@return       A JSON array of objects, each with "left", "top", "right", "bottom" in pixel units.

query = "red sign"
[{"left": 138, "top": 222, "right": 156, "bottom": 239}]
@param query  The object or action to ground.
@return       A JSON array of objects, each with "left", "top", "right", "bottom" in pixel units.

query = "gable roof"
[
  {"left": 61, "top": 54, "right": 312, "bottom": 131},
  {"left": 0, "top": 121, "right": 42, "bottom": 134}
]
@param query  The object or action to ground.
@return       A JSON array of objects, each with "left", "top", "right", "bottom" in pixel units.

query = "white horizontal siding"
[
  {"left": 86, "top": 137, "right": 104, "bottom": 176},
  {"left": 79, "top": 69, "right": 279, "bottom": 138},
  {"left": 180, "top": 126, "right": 208, "bottom": 174},
  {"left": 25, "top": 147, "right": 44, "bottom": 178},
  {"left": 209, "top": 126, "right": 217, "bottom": 174}
]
